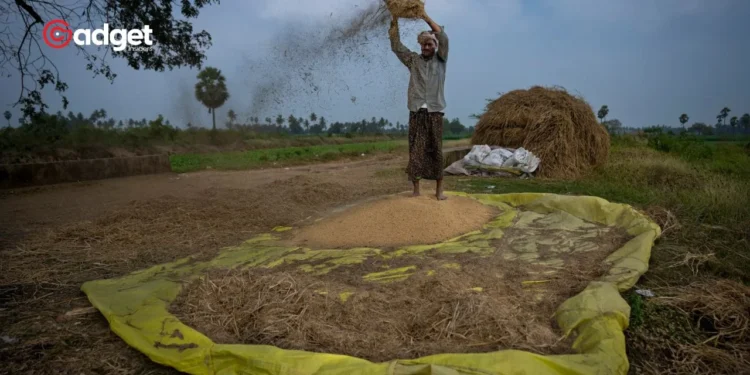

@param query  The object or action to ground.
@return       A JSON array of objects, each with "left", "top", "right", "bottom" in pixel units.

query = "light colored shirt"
[{"left": 389, "top": 23, "right": 449, "bottom": 113}]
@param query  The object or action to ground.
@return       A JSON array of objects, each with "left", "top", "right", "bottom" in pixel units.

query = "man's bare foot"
[{"left": 435, "top": 179, "right": 446, "bottom": 201}]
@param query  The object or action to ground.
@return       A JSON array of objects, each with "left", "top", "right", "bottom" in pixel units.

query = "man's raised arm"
[
  {"left": 389, "top": 17, "right": 415, "bottom": 67},
  {"left": 423, "top": 14, "right": 448, "bottom": 62}
]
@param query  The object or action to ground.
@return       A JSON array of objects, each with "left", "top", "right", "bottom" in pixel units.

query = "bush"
[
  {"left": 647, "top": 134, "right": 713, "bottom": 161},
  {"left": 611, "top": 134, "right": 644, "bottom": 148}
]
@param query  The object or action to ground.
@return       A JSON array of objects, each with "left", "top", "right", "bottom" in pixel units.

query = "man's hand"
[
  {"left": 389, "top": 16, "right": 399, "bottom": 38},
  {"left": 422, "top": 13, "right": 442, "bottom": 34}
]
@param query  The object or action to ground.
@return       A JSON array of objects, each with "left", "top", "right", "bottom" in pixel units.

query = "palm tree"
[
  {"left": 729, "top": 116, "right": 738, "bottom": 128},
  {"left": 597, "top": 105, "right": 609, "bottom": 123},
  {"left": 227, "top": 109, "right": 237, "bottom": 127},
  {"left": 679, "top": 113, "right": 689, "bottom": 128},
  {"left": 3, "top": 111, "right": 11, "bottom": 126},
  {"left": 310, "top": 112, "right": 317, "bottom": 123},
  {"left": 194, "top": 67, "right": 230, "bottom": 131},
  {"left": 740, "top": 114, "right": 750, "bottom": 130},
  {"left": 719, "top": 107, "right": 731, "bottom": 126},
  {"left": 275, "top": 114, "right": 284, "bottom": 127},
  {"left": 265, "top": 117, "right": 272, "bottom": 126}
]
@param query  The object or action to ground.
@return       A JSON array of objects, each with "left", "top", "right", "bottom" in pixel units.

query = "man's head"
[{"left": 418, "top": 31, "right": 438, "bottom": 58}]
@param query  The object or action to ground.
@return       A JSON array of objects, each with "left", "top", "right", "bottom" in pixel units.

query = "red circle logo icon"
[{"left": 43, "top": 19, "right": 73, "bottom": 49}]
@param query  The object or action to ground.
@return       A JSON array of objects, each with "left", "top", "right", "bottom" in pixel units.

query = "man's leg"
[
  {"left": 431, "top": 112, "right": 446, "bottom": 200},
  {"left": 407, "top": 111, "right": 420, "bottom": 196},
  {"left": 436, "top": 178, "right": 446, "bottom": 200}
]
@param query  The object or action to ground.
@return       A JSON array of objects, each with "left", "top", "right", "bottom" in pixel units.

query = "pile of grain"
[
  {"left": 288, "top": 194, "right": 497, "bottom": 248},
  {"left": 471, "top": 86, "right": 610, "bottom": 179}
]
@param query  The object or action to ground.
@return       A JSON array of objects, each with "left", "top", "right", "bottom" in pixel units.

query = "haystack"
[
  {"left": 385, "top": 0, "right": 425, "bottom": 19},
  {"left": 471, "top": 86, "right": 610, "bottom": 179}
]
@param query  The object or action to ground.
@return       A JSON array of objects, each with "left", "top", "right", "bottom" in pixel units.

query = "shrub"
[{"left": 647, "top": 134, "right": 713, "bottom": 160}]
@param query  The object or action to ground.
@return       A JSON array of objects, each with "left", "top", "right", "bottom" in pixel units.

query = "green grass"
[
  {"left": 624, "top": 292, "right": 645, "bottom": 328},
  {"left": 442, "top": 133, "right": 472, "bottom": 141},
  {"left": 170, "top": 140, "right": 406, "bottom": 173},
  {"left": 701, "top": 134, "right": 750, "bottom": 143},
  {"left": 645, "top": 133, "right": 750, "bottom": 178}
]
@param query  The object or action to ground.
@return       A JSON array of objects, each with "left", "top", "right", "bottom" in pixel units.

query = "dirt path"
[
  {"left": 0, "top": 153, "right": 451, "bottom": 375},
  {"left": 0, "top": 154, "right": 416, "bottom": 243}
]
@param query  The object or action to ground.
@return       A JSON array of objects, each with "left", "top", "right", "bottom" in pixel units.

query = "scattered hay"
[
  {"left": 385, "top": 0, "right": 425, "bottom": 19},
  {"left": 288, "top": 194, "right": 498, "bottom": 249},
  {"left": 655, "top": 280, "right": 750, "bottom": 348},
  {"left": 172, "top": 256, "right": 598, "bottom": 362},
  {"left": 644, "top": 206, "right": 680, "bottom": 238},
  {"left": 629, "top": 279, "right": 750, "bottom": 374},
  {"left": 666, "top": 252, "right": 717, "bottom": 277},
  {"left": 471, "top": 86, "right": 610, "bottom": 179},
  {"left": 172, "top": 207, "right": 632, "bottom": 362}
]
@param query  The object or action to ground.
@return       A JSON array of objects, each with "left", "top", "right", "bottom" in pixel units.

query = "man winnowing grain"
[{"left": 389, "top": 11, "right": 449, "bottom": 200}]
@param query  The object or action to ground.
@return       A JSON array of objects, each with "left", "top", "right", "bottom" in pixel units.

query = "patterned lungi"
[{"left": 406, "top": 108, "right": 444, "bottom": 181}]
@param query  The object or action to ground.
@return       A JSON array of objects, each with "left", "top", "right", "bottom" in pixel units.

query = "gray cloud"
[{"left": 1, "top": 0, "right": 748, "bottom": 129}]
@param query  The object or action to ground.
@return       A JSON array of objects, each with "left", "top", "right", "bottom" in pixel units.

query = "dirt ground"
[{"left": 0, "top": 153, "right": 433, "bottom": 374}]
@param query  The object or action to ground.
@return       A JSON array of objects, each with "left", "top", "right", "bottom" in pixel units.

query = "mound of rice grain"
[
  {"left": 471, "top": 86, "right": 610, "bottom": 179},
  {"left": 289, "top": 194, "right": 497, "bottom": 249}
]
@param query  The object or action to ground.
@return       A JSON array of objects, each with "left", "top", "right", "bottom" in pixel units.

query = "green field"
[
  {"left": 170, "top": 141, "right": 407, "bottom": 173},
  {"left": 170, "top": 138, "right": 471, "bottom": 173},
  {"left": 701, "top": 134, "right": 750, "bottom": 143}
]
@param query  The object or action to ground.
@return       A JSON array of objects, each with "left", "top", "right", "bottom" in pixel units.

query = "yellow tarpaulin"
[{"left": 81, "top": 192, "right": 661, "bottom": 375}]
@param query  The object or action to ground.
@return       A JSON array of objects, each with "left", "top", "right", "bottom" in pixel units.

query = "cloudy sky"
[{"left": 1, "top": 0, "right": 749, "bottom": 129}]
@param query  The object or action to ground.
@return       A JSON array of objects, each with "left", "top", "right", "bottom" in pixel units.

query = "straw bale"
[{"left": 471, "top": 86, "right": 610, "bottom": 179}]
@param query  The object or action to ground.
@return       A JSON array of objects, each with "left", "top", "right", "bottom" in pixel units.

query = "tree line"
[
  {"left": 0, "top": 107, "right": 472, "bottom": 154},
  {"left": 1, "top": 108, "right": 470, "bottom": 137},
  {"left": 1, "top": 64, "right": 471, "bottom": 150},
  {"left": 194, "top": 66, "right": 470, "bottom": 135},
  {"left": 596, "top": 105, "right": 750, "bottom": 136}
]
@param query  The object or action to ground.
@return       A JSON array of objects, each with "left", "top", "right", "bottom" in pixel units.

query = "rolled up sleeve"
[
  {"left": 436, "top": 26, "right": 449, "bottom": 62},
  {"left": 390, "top": 22, "right": 416, "bottom": 67}
]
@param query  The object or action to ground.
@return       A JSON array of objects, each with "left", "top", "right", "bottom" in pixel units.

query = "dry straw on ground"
[
  {"left": 632, "top": 279, "right": 750, "bottom": 374},
  {"left": 172, "top": 202, "right": 631, "bottom": 362},
  {"left": 289, "top": 194, "right": 498, "bottom": 248},
  {"left": 172, "top": 254, "right": 601, "bottom": 362},
  {"left": 471, "top": 86, "right": 610, "bottom": 179}
]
